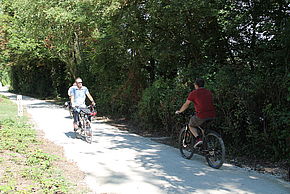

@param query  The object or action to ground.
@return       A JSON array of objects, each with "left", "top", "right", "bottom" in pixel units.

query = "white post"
[{"left": 17, "top": 95, "right": 23, "bottom": 117}]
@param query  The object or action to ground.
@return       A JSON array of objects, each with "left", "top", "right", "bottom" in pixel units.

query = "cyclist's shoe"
[
  {"left": 73, "top": 123, "right": 78, "bottom": 131},
  {"left": 74, "top": 127, "right": 82, "bottom": 133},
  {"left": 194, "top": 138, "right": 203, "bottom": 148}
]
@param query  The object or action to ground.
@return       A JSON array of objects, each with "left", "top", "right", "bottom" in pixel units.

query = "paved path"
[{"left": 1, "top": 88, "right": 289, "bottom": 194}]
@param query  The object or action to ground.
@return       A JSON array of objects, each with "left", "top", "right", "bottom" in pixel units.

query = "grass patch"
[
  {"left": 0, "top": 95, "right": 19, "bottom": 120},
  {"left": 0, "top": 95, "right": 84, "bottom": 193}
]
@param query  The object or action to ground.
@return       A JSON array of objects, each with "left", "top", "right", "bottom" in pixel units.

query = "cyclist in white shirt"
[{"left": 70, "top": 77, "right": 95, "bottom": 131}]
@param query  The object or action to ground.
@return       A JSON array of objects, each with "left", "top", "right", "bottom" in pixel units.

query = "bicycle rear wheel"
[
  {"left": 205, "top": 131, "right": 225, "bottom": 169},
  {"left": 179, "top": 127, "right": 195, "bottom": 159}
]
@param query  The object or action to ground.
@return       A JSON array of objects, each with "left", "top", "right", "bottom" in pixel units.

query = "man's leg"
[
  {"left": 188, "top": 126, "right": 199, "bottom": 137},
  {"left": 189, "top": 116, "right": 205, "bottom": 147},
  {"left": 73, "top": 110, "right": 79, "bottom": 130}
]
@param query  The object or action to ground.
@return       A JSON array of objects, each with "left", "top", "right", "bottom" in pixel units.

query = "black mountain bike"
[
  {"left": 178, "top": 113, "right": 225, "bottom": 169},
  {"left": 74, "top": 105, "right": 97, "bottom": 144}
]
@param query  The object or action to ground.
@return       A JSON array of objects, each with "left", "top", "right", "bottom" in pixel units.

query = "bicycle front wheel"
[
  {"left": 84, "top": 121, "right": 92, "bottom": 144},
  {"left": 205, "top": 131, "right": 225, "bottom": 169},
  {"left": 179, "top": 127, "right": 195, "bottom": 159}
]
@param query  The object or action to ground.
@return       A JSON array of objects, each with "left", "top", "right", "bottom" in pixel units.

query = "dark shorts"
[{"left": 189, "top": 115, "right": 205, "bottom": 127}]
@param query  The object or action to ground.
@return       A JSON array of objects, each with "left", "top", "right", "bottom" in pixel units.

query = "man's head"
[
  {"left": 75, "top": 77, "right": 83, "bottom": 88},
  {"left": 194, "top": 78, "right": 205, "bottom": 89}
]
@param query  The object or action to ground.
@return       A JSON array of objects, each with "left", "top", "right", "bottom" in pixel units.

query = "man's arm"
[
  {"left": 70, "top": 94, "right": 75, "bottom": 107},
  {"left": 176, "top": 100, "right": 191, "bottom": 114},
  {"left": 86, "top": 93, "right": 95, "bottom": 106},
  {"left": 67, "top": 88, "right": 71, "bottom": 97}
]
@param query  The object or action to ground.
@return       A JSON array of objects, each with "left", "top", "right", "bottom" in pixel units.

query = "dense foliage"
[{"left": 0, "top": 0, "right": 289, "bottom": 161}]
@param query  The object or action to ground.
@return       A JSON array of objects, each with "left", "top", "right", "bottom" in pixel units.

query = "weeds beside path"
[{"left": 0, "top": 95, "right": 90, "bottom": 193}]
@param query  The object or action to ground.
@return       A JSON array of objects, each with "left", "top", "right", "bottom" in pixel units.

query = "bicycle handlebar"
[
  {"left": 73, "top": 105, "right": 97, "bottom": 116},
  {"left": 175, "top": 111, "right": 193, "bottom": 117}
]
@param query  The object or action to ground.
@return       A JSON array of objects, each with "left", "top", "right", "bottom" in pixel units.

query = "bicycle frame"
[
  {"left": 79, "top": 111, "right": 88, "bottom": 127},
  {"left": 74, "top": 106, "right": 96, "bottom": 144}
]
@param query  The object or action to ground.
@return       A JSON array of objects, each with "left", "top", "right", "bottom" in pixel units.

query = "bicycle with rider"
[
  {"left": 70, "top": 77, "right": 95, "bottom": 131},
  {"left": 176, "top": 78, "right": 216, "bottom": 147}
]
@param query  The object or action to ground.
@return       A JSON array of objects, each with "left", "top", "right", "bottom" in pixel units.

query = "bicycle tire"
[
  {"left": 204, "top": 130, "right": 225, "bottom": 169},
  {"left": 84, "top": 120, "right": 92, "bottom": 144},
  {"left": 74, "top": 121, "right": 81, "bottom": 139},
  {"left": 179, "top": 127, "right": 195, "bottom": 159}
]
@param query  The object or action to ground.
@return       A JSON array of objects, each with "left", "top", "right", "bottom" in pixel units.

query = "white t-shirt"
[{"left": 71, "top": 86, "right": 89, "bottom": 107}]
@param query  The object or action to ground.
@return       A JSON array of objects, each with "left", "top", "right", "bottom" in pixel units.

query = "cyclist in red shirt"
[{"left": 176, "top": 78, "right": 216, "bottom": 147}]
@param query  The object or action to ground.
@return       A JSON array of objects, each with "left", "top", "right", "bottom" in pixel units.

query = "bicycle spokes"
[
  {"left": 205, "top": 132, "right": 225, "bottom": 169},
  {"left": 182, "top": 132, "right": 191, "bottom": 147},
  {"left": 179, "top": 128, "right": 195, "bottom": 159}
]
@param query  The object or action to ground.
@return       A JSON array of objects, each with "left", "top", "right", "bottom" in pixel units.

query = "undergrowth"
[{"left": 0, "top": 95, "right": 75, "bottom": 193}]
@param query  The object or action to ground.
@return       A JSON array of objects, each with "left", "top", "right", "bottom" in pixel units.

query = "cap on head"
[{"left": 75, "top": 78, "right": 82, "bottom": 83}]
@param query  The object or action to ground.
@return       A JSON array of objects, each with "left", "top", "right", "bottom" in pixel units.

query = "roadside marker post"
[{"left": 17, "top": 95, "right": 23, "bottom": 117}]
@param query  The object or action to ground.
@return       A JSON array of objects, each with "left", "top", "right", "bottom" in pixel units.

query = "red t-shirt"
[{"left": 187, "top": 88, "right": 216, "bottom": 119}]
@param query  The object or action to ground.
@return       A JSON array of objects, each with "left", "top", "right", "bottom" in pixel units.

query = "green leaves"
[{"left": 1, "top": 0, "right": 289, "bottom": 162}]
